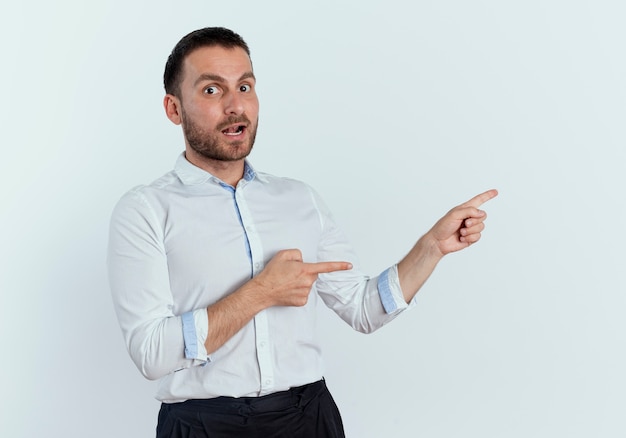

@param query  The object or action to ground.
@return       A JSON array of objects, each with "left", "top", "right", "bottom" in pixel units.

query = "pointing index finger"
[
  {"left": 462, "top": 189, "right": 499, "bottom": 208},
  {"left": 306, "top": 261, "right": 353, "bottom": 275}
]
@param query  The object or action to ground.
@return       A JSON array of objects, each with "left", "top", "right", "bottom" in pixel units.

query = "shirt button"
[
  {"left": 265, "top": 379, "right": 272, "bottom": 385},
  {"left": 259, "top": 341, "right": 266, "bottom": 348}
]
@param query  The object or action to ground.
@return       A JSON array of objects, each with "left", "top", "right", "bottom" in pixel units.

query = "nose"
[{"left": 223, "top": 91, "right": 244, "bottom": 116}]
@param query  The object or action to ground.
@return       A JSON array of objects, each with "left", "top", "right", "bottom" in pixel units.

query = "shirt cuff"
[
  {"left": 181, "top": 309, "right": 210, "bottom": 365},
  {"left": 378, "top": 264, "right": 414, "bottom": 314}
]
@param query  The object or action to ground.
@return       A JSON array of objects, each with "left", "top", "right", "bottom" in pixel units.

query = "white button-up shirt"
[{"left": 107, "top": 154, "right": 413, "bottom": 403}]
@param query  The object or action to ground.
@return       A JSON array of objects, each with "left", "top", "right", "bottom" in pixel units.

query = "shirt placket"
[{"left": 234, "top": 185, "right": 275, "bottom": 396}]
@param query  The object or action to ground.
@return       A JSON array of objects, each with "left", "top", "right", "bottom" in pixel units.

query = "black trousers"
[{"left": 156, "top": 380, "right": 345, "bottom": 438}]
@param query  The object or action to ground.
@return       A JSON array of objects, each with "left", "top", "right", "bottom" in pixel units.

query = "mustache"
[{"left": 216, "top": 115, "right": 251, "bottom": 131}]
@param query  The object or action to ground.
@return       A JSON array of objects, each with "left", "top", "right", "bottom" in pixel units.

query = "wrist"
[{"left": 416, "top": 232, "right": 445, "bottom": 262}]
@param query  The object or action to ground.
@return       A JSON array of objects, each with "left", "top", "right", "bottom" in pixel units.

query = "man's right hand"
[
  {"left": 204, "top": 249, "right": 352, "bottom": 354},
  {"left": 253, "top": 249, "right": 353, "bottom": 307}
]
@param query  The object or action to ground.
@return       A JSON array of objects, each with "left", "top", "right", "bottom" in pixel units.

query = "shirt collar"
[{"left": 174, "top": 152, "right": 267, "bottom": 186}]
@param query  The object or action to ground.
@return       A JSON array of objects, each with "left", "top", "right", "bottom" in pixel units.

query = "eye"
[
  {"left": 204, "top": 86, "right": 219, "bottom": 95},
  {"left": 239, "top": 84, "right": 252, "bottom": 92}
]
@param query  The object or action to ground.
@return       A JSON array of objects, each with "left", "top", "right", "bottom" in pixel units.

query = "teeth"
[{"left": 223, "top": 126, "right": 244, "bottom": 136}]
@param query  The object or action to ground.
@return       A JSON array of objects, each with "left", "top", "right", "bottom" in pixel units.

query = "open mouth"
[{"left": 222, "top": 125, "right": 246, "bottom": 136}]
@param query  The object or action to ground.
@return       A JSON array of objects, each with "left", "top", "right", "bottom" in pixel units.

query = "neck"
[{"left": 185, "top": 149, "right": 246, "bottom": 187}]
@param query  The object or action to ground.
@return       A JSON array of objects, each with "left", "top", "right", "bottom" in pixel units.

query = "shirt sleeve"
[
  {"left": 307, "top": 187, "right": 417, "bottom": 334},
  {"left": 107, "top": 188, "right": 209, "bottom": 380},
  {"left": 377, "top": 264, "right": 414, "bottom": 314}
]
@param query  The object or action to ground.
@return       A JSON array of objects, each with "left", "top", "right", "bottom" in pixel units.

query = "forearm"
[
  {"left": 397, "top": 233, "right": 443, "bottom": 303},
  {"left": 204, "top": 279, "right": 268, "bottom": 354},
  {"left": 204, "top": 248, "right": 352, "bottom": 352}
]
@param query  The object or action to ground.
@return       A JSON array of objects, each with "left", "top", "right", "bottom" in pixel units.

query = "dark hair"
[{"left": 163, "top": 27, "right": 251, "bottom": 97}]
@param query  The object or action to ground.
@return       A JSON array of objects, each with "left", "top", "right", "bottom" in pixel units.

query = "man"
[{"left": 108, "top": 27, "right": 497, "bottom": 438}]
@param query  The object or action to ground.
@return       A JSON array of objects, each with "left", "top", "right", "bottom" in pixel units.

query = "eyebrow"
[{"left": 193, "top": 71, "right": 255, "bottom": 87}]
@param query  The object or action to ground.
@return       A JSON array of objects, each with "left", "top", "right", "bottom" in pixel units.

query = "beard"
[{"left": 181, "top": 109, "right": 258, "bottom": 162}]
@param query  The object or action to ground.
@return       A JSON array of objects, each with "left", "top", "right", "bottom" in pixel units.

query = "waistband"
[{"left": 172, "top": 379, "right": 327, "bottom": 415}]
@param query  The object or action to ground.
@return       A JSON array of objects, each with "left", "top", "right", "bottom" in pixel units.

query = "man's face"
[{"left": 175, "top": 45, "right": 259, "bottom": 162}]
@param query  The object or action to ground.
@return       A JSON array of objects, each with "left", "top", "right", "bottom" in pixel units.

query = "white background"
[{"left": 2, "top": 1, "right": 625, "bottom": 437}]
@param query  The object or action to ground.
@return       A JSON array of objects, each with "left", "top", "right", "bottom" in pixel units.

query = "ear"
[{"left": 163, "top": 94, "right": 182, "bottom": 125}]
